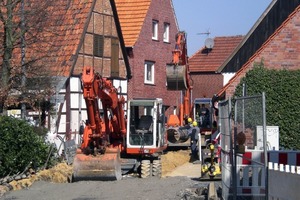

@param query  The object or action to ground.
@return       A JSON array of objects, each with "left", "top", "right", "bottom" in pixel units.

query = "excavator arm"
[
  {"left": 166, "top": 31, "right": 191, "bottom": 91},
  {"left": 172, "top": 31, "right": 188, "bottom": 66},
  {"left": 166, "top": 32, "right": 194, "bottom": 144},
  {"left": 72, "top": 66, "right": 125, "bottom": 181},
  {"left": 166, "top": 31, "right": 193, "bottom": 125},
  {"left": 80, "top": 66, "right": 106, "bottom": 154}
]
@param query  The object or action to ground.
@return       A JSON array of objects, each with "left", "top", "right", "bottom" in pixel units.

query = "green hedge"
[
  {"left": 234, "top": 62, "right": 300, "bottom": 150},
  {"left": 0, "top": 116, "right": 56, "bottom": 177}
]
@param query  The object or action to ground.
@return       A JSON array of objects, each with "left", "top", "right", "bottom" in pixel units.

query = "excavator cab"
[
  {"left": 125, "top": 98, "right": 167, "bottom": 178},
  {"left": 126, "top": 98, "right": 167, "bottom": 152}
]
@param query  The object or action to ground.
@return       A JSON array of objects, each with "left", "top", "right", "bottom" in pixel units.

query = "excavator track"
[{"left": 72, "top": 149, "right": 122, "bottom": 181}]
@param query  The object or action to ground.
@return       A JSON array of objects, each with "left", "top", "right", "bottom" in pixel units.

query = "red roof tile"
[
  {"left": 43, "top": 0, "right": 93, "bottom": 77},
  {"left": 188, "top": 36, "right": 243, "bottom": 72},
  {"left": 8, "top": 0, "right": 93, "bottom": 77},
  {"left": 115, "top": 0, "right": 151, "bottom": 47}
]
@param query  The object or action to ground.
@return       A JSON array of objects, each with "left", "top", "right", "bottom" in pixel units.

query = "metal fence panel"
[
  {"left": 219, "top": 98, "right": 232, "bottom": 200},
  {"left": 221, "top": 93, "right": 267, "bottom": 200}
]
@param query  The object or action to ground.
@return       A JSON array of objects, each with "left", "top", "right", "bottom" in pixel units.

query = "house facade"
[
  {"left": 2, "top": 0, "right": 130, "bottom": 143},
  {"left": 217, "top": 0, "right": 300, "bottom": 98},
  {"left": 188, "top": 36, "right": 243, "bottom": 100},
  {"left": 115, "top": 0, "right": 181, "bottom": 117},
  {"left": 63, "top": 0, "right": 130, "bottom": 138}
]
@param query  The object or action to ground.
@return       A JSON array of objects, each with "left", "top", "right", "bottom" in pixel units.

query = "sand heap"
[
  {"left": 9, "top": 162, "right": 73, "bottom": 190},
  {"left": 161, "top": 150, "right": 190, "bottom": 177}
]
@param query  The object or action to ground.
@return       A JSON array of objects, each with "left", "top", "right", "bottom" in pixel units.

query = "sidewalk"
[{"left": 164, "top": 161, "right": 202, "bottom": 178}]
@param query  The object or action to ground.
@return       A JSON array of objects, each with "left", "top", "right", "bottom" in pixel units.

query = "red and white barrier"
[
  {"left": 237, "top": 150, "right": 300, "bottom": 166},
  {"left": 223, "top": 149, "right": 300, "bottom": 197},
  {"left": 268, "top": 150, "right": 300, "bottom": 166}
]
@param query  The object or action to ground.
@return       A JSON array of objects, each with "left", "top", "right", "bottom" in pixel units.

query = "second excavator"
[{"left": 166, "top": 31, "right": 193, "bottom": 145}]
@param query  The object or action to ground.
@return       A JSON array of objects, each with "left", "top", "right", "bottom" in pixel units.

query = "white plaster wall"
[
  {"left": 222, "top": 72, "right": 235, "bottom": 86},
  {"left": 66, "top": 77, "right": 128, "bottom": 140}
]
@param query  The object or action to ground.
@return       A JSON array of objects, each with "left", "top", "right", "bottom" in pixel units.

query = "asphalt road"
[
  {"left": 3, "top": 177, "right": 203, "bottom": 200},
  {"left": 2, "top": 157, "right": 222, "bottom": 200}
]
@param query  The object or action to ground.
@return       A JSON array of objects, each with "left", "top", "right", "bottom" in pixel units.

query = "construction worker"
[
  {"left": 182, "top": 117, "right": 193, "bottom": 130},
  {"left": 188, "top": 121, "right": 200, "bottom": 159}
]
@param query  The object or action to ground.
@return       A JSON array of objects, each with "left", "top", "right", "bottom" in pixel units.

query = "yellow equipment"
[{"left": 200, "top": 143, "right": 221, "bottom": 180}]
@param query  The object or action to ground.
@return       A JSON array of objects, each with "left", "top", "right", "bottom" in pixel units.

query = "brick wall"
[
  {"left": 191, "top": 73, "right": 223, "bottom": 99},
  {"left": 225, "top": 9, "right": 300, "bottom": 97},
  {"left": 127, "top": 0, "right": 181, "bottom": 116}
]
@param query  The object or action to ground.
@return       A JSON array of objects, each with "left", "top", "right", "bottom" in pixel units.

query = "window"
[
  {"left": 163, "top": 23, "right": 169, "bottom": 42},
  {"left": 152, "top": 20, "right": 158, "bottom": 40},
  {"left": 93, "top": 34, "right": 104, "bottom": 57},
  {"left": 111, "top": 38, "right": 119, "bottom": 77},
  {"left": 144, "top": 61, "right": 154, "bottom": 84}
]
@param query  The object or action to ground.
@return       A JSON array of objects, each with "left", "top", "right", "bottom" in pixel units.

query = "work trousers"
[{"left": 190, "top": 140, "right": 198, "bottom": 158}]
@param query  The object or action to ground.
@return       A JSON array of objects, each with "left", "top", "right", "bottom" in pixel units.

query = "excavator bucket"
[
  {"left": 72, "top": 149, "right": 122, "bottom": 181},
  {"left": 166, "top": 64, "right": 188, "bottom": 90}
]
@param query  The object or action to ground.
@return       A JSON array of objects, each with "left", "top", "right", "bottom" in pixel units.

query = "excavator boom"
[
  {"left": 72, "top": 66, "right": 124, "bottom": 181},
  {"left": 166, "top": 31, "right": 193, "bottom": 145}
]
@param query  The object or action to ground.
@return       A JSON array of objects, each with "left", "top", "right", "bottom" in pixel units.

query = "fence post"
[
  {"left": 268, "top": 162, "right": 273, "bottom": 170},
  {"left": 291, "top": 165, "right": 296, "bottom": 174}
]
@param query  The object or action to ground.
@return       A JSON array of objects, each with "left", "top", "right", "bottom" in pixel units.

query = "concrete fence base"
[{"left": 268, "top": 169, "right": 300, "bottom": 200}]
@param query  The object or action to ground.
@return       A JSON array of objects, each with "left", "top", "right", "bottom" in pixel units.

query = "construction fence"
[{"left": 219, "top": 93, "right": 268, "bottom": 200}]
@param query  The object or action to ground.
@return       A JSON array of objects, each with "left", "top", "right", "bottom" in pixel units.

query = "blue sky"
[{"left": 172, "top": 0, "right": 273, "bottom": 56}]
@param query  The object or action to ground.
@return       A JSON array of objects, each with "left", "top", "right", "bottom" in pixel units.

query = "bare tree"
[{"left": 0, "top": 0, "right": 59, "bottom": 117}]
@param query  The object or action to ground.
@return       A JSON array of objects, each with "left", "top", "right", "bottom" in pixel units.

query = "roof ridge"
[{"left": 214, "top": 35, "right": 244, "bottom": 39}]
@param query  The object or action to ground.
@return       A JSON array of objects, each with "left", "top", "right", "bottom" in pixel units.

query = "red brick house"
[
  {"left": 115, "top": 0, "right": 181, "bottom": 115},
  {"left": 188, "top": 36, "right": 243, "bottom": 100},
  {"left": 216, "top": 0, "right": 300, "bottom": 98},
  {"left": 1, "top": 0, "right": 130, "bottom": 139}
]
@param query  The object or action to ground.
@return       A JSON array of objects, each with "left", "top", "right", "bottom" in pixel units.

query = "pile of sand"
[
  {"left": 9, "top": 162, "right": 73, "bottom": 190},
  {"left": 161, "top": 150, "right": 190, "bottom": 176}
]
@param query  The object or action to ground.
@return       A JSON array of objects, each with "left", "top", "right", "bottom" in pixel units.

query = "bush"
[
  {"left": 234, "top": 61, "right": 300, "bottom": 150},
  {"left": 0, "top": 116, "right": 56, "bottom": 177}
]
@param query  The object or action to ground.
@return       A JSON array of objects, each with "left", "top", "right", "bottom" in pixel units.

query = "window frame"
[
  {"left": 163, "top": 23, "right": 170, "bottom": 43},
  {"left": 152, "top": 20, "right": 158, "bottom": 40},
  {"left": 144, "top": 61, "right": 155, "bottom": 84}
]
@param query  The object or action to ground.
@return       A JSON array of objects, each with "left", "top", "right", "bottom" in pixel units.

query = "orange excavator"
[
  {"left": 72, "top": 66, "right": 167, "bottom": 181},
  {"left": 166, "top": 31, "right": 193, "bottom": 144}
]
